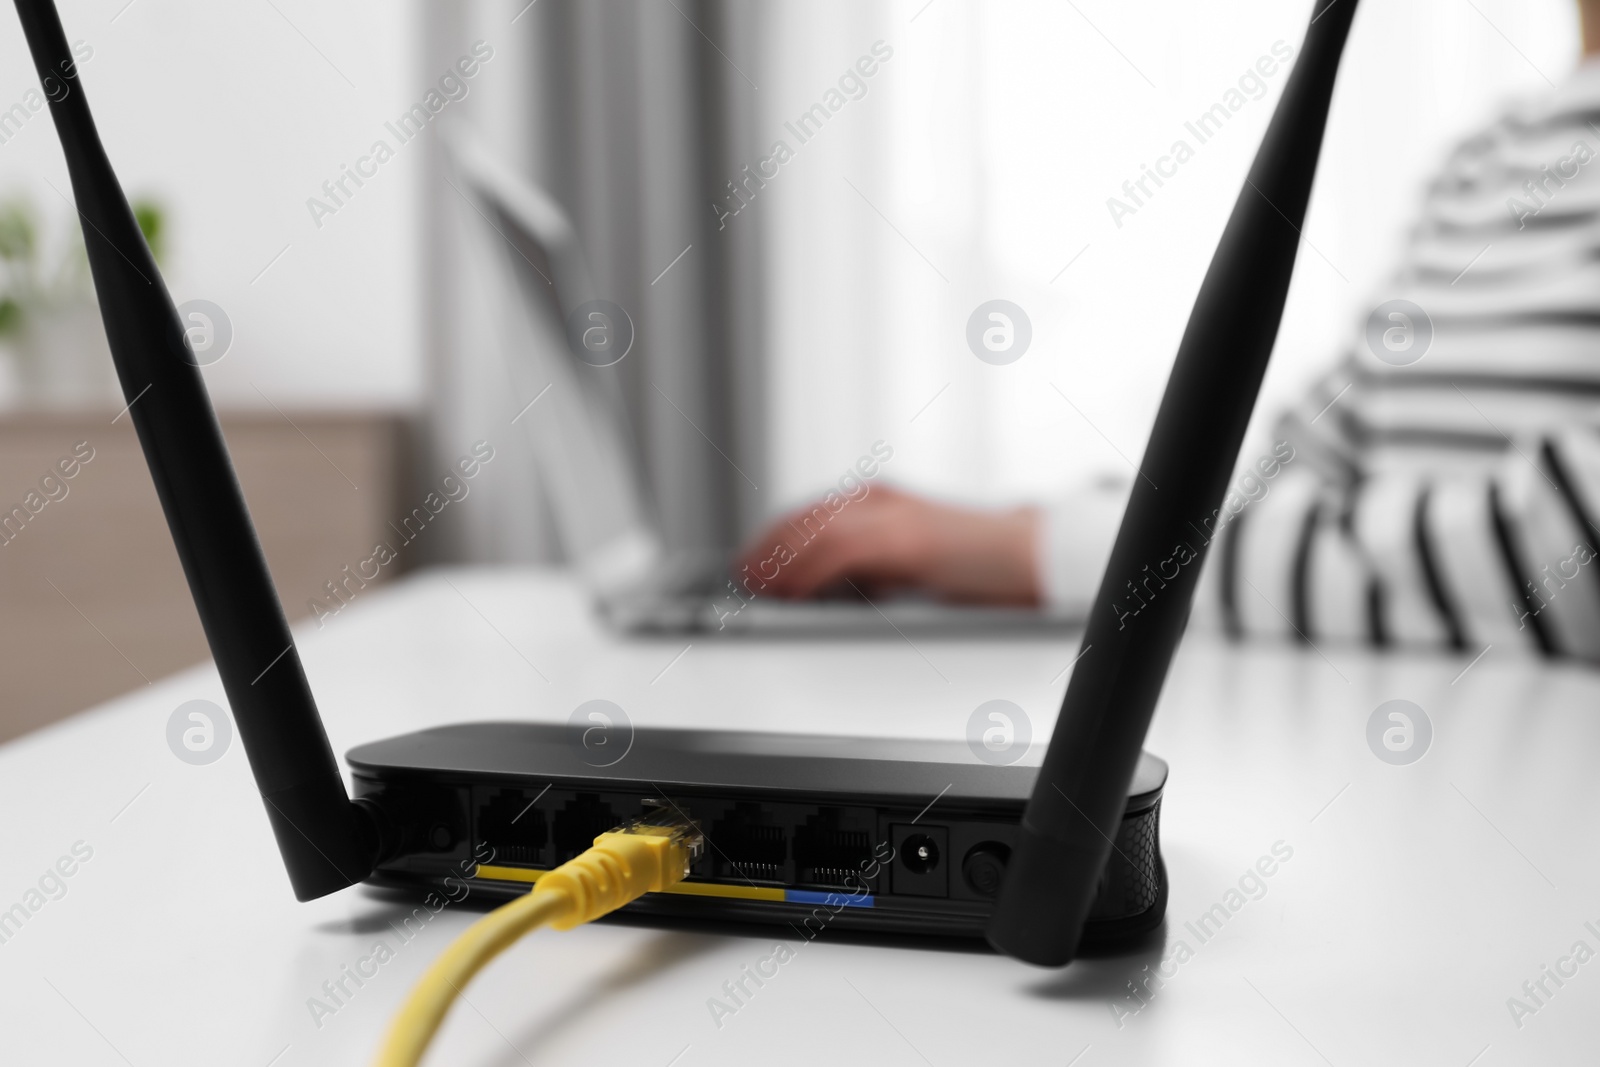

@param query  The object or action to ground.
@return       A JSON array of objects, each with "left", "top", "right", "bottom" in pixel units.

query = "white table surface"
[{"left": 1, "top": 566, "right": 1594, "bottom": 1066}]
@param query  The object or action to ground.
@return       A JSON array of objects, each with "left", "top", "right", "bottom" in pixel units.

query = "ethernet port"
[
  {"left": 551, "top": 793, "right": 620, "bottom": 863},
  {"left": 793, "top": 808, "right": 875, "bottom": 889},
  {"left": 477, "top": 788, "right": 548, "bottom": 867},
  {"left": 708, "top": 803, "right": 787, "bottom": 883}
]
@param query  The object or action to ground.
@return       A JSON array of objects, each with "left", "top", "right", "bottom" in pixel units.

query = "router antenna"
[
  {"left": 13, "top": 0, "right": 385, "bottom": 901},
  {"left": 988, "top": 0, "right": 1359, "bottom": 965}
]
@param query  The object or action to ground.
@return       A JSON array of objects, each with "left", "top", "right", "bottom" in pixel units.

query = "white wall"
[
  {"left": 760, "top": 0, "right": 1580, "bottom": 509},
  {"left": 0, "top": 0, "right": 425, "bottom": 409}
]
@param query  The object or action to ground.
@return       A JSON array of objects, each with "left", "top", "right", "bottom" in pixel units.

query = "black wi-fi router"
[{"left": 13, "top": 0, "right": 1355, "bottom": 964}]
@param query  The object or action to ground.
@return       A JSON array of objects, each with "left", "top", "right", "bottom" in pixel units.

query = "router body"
[{"left": 350, "top": 724, "right": 1167, "bottom": 941}]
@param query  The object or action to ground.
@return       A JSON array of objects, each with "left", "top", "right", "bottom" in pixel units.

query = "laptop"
[{"left": 445, "top": 133, "right": 1083, "bottom": 636}]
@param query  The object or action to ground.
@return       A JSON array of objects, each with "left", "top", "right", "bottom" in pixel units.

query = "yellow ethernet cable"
[{"left": 372, "top": 807, "right": 704, "bottom": 1067}]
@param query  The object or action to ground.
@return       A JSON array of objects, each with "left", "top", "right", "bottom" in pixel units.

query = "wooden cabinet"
[{"left": 0, "top": 410, "right": 406, "bottom": 741}]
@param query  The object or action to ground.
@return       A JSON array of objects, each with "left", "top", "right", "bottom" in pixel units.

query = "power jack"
[
  {"left": 890, "top": 824, "right": 948, "bottom": 897},
  {"left": 901, "top": 833, "right": 940, "bottom": 874}
]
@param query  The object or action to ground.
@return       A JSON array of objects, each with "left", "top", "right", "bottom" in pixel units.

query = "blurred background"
[{"left": 0, "top": 0, "right": 1577, "bottom": 738}]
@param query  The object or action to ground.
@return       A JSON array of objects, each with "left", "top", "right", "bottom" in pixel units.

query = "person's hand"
[{"left": 732, "top": 483, "right": 1042, "bottom": 606}]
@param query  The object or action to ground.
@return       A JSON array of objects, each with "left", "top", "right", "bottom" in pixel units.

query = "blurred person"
[{"left": 737, "top": 2, "right": 1600, "bottom": 660}]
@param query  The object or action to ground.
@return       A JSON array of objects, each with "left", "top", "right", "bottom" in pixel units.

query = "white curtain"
[
  {"left": 756, "top": 0, "right": 1579, "bottom": 515},
  {"left": 421, "top": 0, "right": 767, "bottom": 565}
]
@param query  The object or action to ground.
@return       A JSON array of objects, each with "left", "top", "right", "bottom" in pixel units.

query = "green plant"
[
  {"left": 0, "top": 193, "right": 165, "bottom": 341},
  {"left": 0, "top": 201, "right": 34, "bottom": 260},
  {"left": 0, "top": 200, "right": 38, "bottom": 340}
]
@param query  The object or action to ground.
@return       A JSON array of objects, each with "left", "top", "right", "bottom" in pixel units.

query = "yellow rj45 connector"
[
  {"left": 374, "top": 804, "right": 703, "bottom": 1067},
  {"left": 539, "top": 806, "right": 705, "bottom": 928}
]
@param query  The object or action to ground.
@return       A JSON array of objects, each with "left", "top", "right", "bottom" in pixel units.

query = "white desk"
[{"left": 1, "top": 567, "right": 1595, "bottom": 1066}]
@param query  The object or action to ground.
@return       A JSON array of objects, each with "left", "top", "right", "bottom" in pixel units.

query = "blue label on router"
[{"left": 785, "top": 889, "right": 874, "bottom": 908}]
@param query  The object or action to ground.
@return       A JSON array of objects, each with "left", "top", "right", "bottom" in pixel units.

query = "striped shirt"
[{"left": 1041, "top": 61, "right": 1600, "bottom": 661}]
